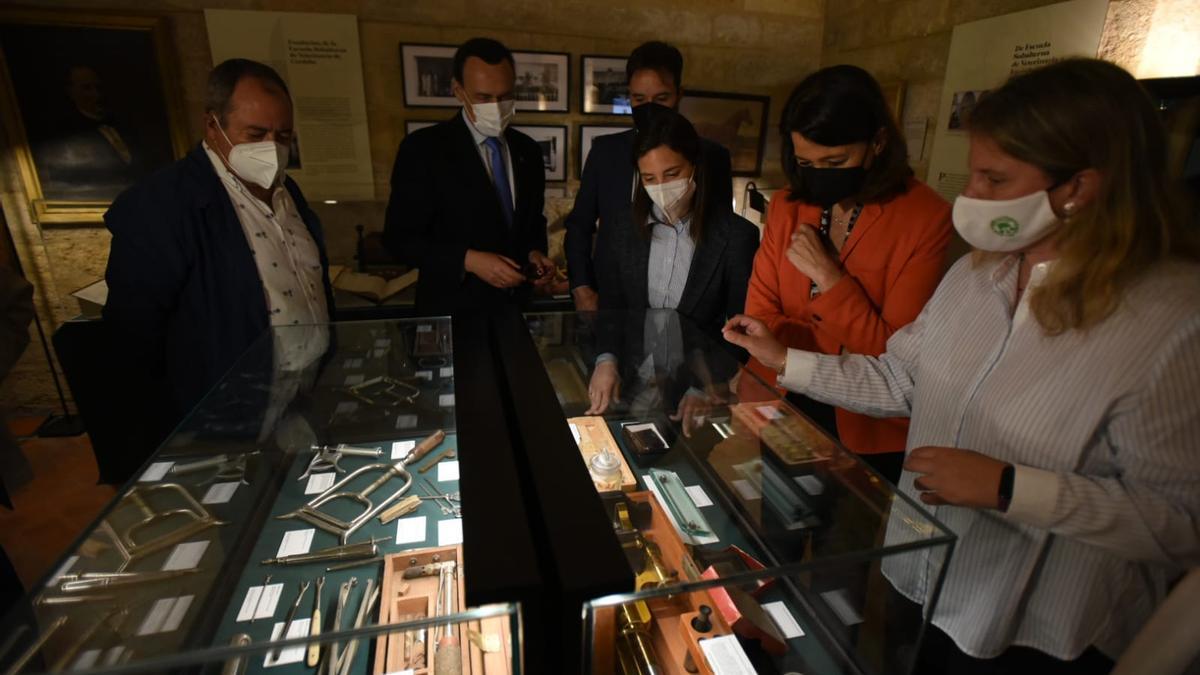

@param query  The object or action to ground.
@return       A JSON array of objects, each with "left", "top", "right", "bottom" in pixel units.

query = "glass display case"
[
  {"left": 0, "top": 319, "right": 528, "bottom": 675},
  {"left": 523, "top": 310, "right": 956, "bottom": 675}
]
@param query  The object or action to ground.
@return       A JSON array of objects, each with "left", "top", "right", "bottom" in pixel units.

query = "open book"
[{"left": 330, "top": 265, "right": 418, "bottom": 303}]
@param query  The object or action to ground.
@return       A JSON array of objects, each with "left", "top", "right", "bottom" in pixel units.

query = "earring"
[{"left": 1062, "top": 201, "right": 1077, "bottom": 221}]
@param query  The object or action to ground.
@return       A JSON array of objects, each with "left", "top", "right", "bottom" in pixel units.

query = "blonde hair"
[{"left": 968, "top": 58, "right": 1199, "bottom": 334}]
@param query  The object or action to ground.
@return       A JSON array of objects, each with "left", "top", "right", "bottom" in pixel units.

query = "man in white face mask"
[
  {"left": 102, "top": 59, "right": 334, "bottom": 480},
  {"left": 383, "top": 37, "right": 556, "bottom": 314}
]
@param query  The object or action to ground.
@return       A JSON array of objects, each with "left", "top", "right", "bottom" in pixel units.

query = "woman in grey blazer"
[{"left": 587, "top": 106, "right": 759, "bottom": 416}]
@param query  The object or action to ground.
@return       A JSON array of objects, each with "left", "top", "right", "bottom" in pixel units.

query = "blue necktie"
[{"left": 483, "top": 136, "right": 514, "bottom": 228}]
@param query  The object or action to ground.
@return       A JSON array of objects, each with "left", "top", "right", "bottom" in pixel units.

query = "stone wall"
[
  {"left": 821, "top": 0, "right": 1184, "bottom": 182},
  {"left": 0, "top": 0, "right": 825, "bottom": 413}
]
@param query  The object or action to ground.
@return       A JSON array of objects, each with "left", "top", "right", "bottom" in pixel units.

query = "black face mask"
[
  {"left": 798, "top": 165, "right": 867, "bottom": 207},
  {"left": 632, "top": 102, "right": 673, "bottom": 132}
]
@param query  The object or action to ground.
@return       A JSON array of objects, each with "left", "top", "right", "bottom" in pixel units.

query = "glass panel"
[
  {"left": 525, "top": 310, "right": 955, "bottom": 675},
  {"left": 0, "top": 319, "right": 522, "bottom": 674}
]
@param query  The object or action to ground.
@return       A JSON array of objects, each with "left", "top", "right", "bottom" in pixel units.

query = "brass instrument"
[
  {"left": 57, "top": 568, "right": 200, "bottom": 593},
  {"left": 615, "top": 601, "right": 662, "bottom": 675}
]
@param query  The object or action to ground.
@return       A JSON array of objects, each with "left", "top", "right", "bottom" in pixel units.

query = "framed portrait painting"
[
  {"left": 581, "top": 55, "right": 630, "bottom": 115},
  {"left": 0, "top": 10, "right": 189, "bottom": 224},
  {"left": 513, "top": 124, "right": 567, "bottom": 182},
  {"left": 400, "top": 43, "right": 458, "bottom": 108},
  {"left": 512, "top": 51, "right": 569, "bottom": 113},
  {"left": 678, "top": 90, "right": 770, "bottom": 177}
]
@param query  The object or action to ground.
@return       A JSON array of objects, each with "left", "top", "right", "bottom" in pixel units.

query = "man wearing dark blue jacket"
[
  {"left": 565, "top": 41, "right": 733, "bottom": 311},
  {"left": 103, "top": 59, "right": 334, "bottom": 463}
]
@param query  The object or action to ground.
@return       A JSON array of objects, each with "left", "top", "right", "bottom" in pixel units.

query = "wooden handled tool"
[{"left": 306, "top": 575, "right": 324, "bottom": 667}]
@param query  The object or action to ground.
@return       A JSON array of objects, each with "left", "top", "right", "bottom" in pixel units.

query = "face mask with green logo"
[{"left": 952, "top": 190, "right": 1061, "bottom": 253}]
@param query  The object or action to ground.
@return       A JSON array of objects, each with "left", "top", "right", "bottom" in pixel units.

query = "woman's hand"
[
  {"left": 786, "top": 226, "right": 845, "bottom": 290},
  {"left": 586, "top": 360, "right": 621, "bottom": 414},
  {"left": 904, "top": 446, "right": 1010, "bottom": 509},
  {"left": 722, "top": 315, "right": 787, "bottom": 373},
  {"left": 670, "top": 389, "right": 721, "bottom": 438}
]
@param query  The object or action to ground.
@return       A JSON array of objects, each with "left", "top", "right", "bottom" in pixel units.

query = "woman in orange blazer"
[{"left": 743, "top": 65, "right": 952, "bottom": 482}]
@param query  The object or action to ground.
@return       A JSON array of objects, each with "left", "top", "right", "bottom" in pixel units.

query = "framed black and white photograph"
[
  {"left": 400, "top": 43, "right": 458, "bottom": 108},
  {"left": 513, "top": 125, "right": 566, "bottom": 182},
  {"left": 405, "top": 120, "right": 438, "bottom": 136},
  {"left": 0, "top": 10, "right": 189, "bottom": 223},
  {"left": 679, "top": 90, "right": 770, "bottom": 176},
  {"left": 577, "top": 124, "right": 628, "bottom": 178},
  {"left": 581, "top": 55, "right": 630, "bottom": 115},
  {"left": 512, "top": 51, "right": 569, "bottom": 113}
]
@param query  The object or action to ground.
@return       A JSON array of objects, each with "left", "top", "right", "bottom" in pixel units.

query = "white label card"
[
  {"left": 395, "top": 414, "right": 418, "bottom": 429},
  {"left": 438, "top": 518, "right": 464, "bottom": 546},
  {"left": 263, "top": 618, "right": 310, "bottom": 667},
  {"left": 439, "top": 367, "right": 454, "bottom": 378},
  {"left": 685, "top": 485, "right": 714, "bottom": 508},
  {"left": 437, "top": 461, "right": 460, "bottom": 482},
  {"left": 136, "top": 595, "right": 194, "bottom": 636},
  {"left": 343, "top": 358, "right": 363, "bottom": 369},
  {"left": 343, "top": 374, "right": 365, "bottom": 386},
  {"left": 392, "top": 440, "right": 416, "bottom": 459},
  {"left": 795, "top": 475, "right": 825, "bottom": 496},
  {"left": 202, "top": 481, "right": 239, "bottom": 505},
  {"left": 374, "top": 339, "right": 390, "bottom": 348},
  {"left": 385, "top": 670, "right": 416, "bottom": 675},
  {"left": 373, "top": 348, "right": 387, "bottom": 358},
  {"left": 755, "top": 405, "right": 783, "bottom": 420},
  {"left": 162, "top": 541, "right": 210, "bottom": 571},
  {"left": 568, "top": 423, "right": 581, "bottom": 446},
  {"left": 698, "top": 634, "right": 757, "bottom": 675},
  {"left": 763, "top": 601, "right": 806, "bottom": 638},
  {"left": 415, "top": 370, "right": 433, "bottom": 381},
  {"left": 417, "top": 325, "right": 432, "bottom": 333},
  {"left": 72, "top": 649, "right": 101, "bottom": 670},
  {"left": 277, "top": 529, "right": 314, "bottom": 558},
  {"left": 731, "top": 479, "right": 762, "bottom": 501},
  {"left": 334, "top": 401, "right": 358, "bottom": 415},
  {"left": 236, "top": 583, "right": 283, "bottom": 622},
  {"left": 139, "top": 462, "right": 174, "bottom": 482},
  {"left": 101, "top": 647, "right": 126, "bottom": 667},
  {"left": 438, "top": 394, "right": 455, "bottom": 408},
  {"left": 395, "top": 516, "right": 427, "bottom": 545},
  {"left": 305, "top": 473, "right": 335, "bottom": 494}
]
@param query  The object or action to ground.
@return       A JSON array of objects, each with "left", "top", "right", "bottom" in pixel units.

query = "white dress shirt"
[
  {"left": 780, "top": 253, "right": 1200, "bottom": 660},
  {"left": 462, "top": 110, "right": 516, "bottom": 203},
  {"left": 203, "top": 142, "right": 329, "bottom": 371}
]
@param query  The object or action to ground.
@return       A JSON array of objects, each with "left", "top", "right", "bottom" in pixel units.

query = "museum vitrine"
[
  {"left": 523, "top": 310, "right": 957, "bottom": 675},
  {"left": 0, "top": 318, "right": 528, "bottom": 675}
]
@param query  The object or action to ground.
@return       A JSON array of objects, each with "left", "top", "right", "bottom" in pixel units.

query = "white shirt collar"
[{"left": 202, "top": 140, "right": 284, "bottom": 212}]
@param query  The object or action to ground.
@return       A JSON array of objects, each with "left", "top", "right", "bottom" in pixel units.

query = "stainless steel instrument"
[
  {"left": 100, "top": 483, "right": 226, "bottom": 567},
  {"left": 279, "top": 430, "right": 445, "bottom": 543},
  {"left": 271, "top": 580, "right": 310, "bottom": 660},
  {"left": 299, "top": 444, "right": 383, "bottom": 481},
  {"left": 261, "top": 537, "right": 391, "bottom": 566}
]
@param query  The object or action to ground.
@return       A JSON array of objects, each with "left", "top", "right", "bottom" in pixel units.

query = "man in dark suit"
[
  {"left": 565, "top": 41, "right": 734, "bottom": 311},
  {"left": 104, "top": 59, "right": 334, "bottom": 475},
  {"left": 384, "top": 38, "right": 555, "bottom": 314}
]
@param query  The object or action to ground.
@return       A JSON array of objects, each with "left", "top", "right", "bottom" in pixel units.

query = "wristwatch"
[{"left": 997, "top": 463, "right": 1015, "bottom": 512}]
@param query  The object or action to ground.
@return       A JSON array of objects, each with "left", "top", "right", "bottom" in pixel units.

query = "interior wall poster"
[
  {"left": 926, "top": 0, "right": 1109, "bottom": 202},
  {"left": 206, "top": 9, "right": 376, "bottom": 201}
]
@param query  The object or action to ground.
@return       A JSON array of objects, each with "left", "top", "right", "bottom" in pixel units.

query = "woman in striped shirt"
[{"left": 725, "top": 58, "right": 1200, "bottom": 673}]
